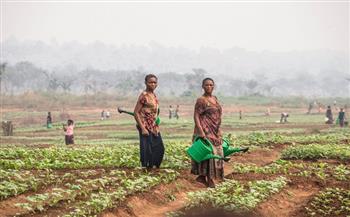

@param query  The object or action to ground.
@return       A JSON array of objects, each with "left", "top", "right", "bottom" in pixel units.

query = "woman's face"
[
  {"left": 202, "top": 79, "right": 214, "bottom": 94},
  {"left": 146, "top": 77, "right": 158, "bottom": 91}
]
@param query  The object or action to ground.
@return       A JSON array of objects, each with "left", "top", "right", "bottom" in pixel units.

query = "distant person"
[
  {"left": 169, "top": 105, "right": 174, "bottom": 119},
  {"left": 47, "top": 112, "right": 52, "bottom": 128},
  {"left": 239, "top": 110, "right": 242, "bottom": 120},
  {"left": 307, "top": 102, "right": 313, "bottom": 114},
  {"left": 63, "top": 119, "right": 75, "bottom": 145},
  {"left": 334, "top": 101, "right": 339, "bottom": 112},
  {"left": 101, "top": 110, "right": 105, "bottom": 120},
  {"left": 174, "top": 105, "right": 180, "bottom": 119},
  {"left": 338, "top": 108, "right": 346, "bottom": 127},
  {"left": 106, "top": 111, "right": 110, "bottom": 119},
  {"left": 317, "top": 102, "right": 323, "bottom": 113},
  {"left": 280, "top": 112, "right": 289, "bottom": 123},
  {"left": 265, "top": 107, "right": 271, "bottom": 116},
  {"left": 325, "top": 106, "right": 333, "bottom": 124},
  {"left": 134, "top": 74, "right": 164, "bottom": 168}
]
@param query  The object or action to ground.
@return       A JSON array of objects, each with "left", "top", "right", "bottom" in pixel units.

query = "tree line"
[{"left": 0, "top": 61, "right": 349, "bottom": 97}]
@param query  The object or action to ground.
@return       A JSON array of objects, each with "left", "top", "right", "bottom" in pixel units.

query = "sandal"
[{"left": 207, "top": 178, "right": 216, "bottom": 188}]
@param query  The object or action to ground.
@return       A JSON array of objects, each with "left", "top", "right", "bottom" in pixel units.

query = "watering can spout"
[{"left": 222, "top": 138, "right": 249, "bottom": 157}]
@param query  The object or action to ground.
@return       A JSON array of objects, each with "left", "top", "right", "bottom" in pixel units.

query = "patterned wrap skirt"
[{"left": 137, "top": 127, "right": 165, "bottom": 168}]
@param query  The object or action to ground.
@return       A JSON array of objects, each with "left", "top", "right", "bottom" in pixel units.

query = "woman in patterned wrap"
[
  {"left": 134, "top": 74, "right": 164, "bottom": 168},
  {"left": 191, "top": 78, "right": 223, "bottom": 188}
]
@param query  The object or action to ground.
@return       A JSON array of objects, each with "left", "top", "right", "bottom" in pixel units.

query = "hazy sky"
[{"left": 1, "top": 1, "right": 349, "bottom": 52}]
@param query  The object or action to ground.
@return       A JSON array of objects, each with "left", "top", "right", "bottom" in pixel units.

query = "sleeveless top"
[{"left": 137, "top": 91, "right": 160, "bottom": 135}]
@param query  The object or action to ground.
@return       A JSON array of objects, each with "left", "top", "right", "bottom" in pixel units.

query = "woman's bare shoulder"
[{"left": 196, "top": 96, "right": 206, "bottom": 102}]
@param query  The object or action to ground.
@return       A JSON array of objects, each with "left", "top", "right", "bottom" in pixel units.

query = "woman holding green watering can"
[
  {"left": 191, "top": 78, "right": 224, "bottom": 188},
  {"left": 134, "top": 74, "right": 164, "bottom": 169}
]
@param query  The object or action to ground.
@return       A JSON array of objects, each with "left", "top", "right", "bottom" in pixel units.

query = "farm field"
[{"left": 0, "top": 106, "right": 349, "bottom": 217}]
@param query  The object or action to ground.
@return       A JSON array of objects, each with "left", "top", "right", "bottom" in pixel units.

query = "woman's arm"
[
  {"left": 134, "top": 99, "right": 149, "bottom": 136},
  {"left": 194, "top": 99, "right": 206, "bottom": 138},
  {"left": 194, "top": 112, "right": 205, "bottom": 138}
]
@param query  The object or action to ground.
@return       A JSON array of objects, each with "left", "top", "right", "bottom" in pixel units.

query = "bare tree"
[
  {"left": 245, "top": 79, "right": 259, "bottom": 95},
  {"left": 60, "top": 77, "right": 74, "bottom": 93},
  {"left": 42, "top": 71, "right": 61, "bottom": 92},
  {"left": 183, "top": 68, "right": 207, "bottom": 95}
]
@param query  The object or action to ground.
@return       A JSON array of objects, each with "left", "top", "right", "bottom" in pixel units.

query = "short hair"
[
  {"left": 202, "top": 77, "right": 215, "bottom": 86},
  {"left": 145, "top": 74, "right": 158, "bottom": 82}
]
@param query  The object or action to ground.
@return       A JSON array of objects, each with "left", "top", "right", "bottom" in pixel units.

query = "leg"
[
  {"left": 138, "top": 127, "right": 147, "bottom": 167},
  {"left": 152, "top": 133, "right": 165, "bottom": 168},
  {"left": 69, "top": 135, "right": 74, "bottom": 144},
  {"left": 195, "top": 175, "right": 207, "bottom": 185},
  {"left": 207, "top": 176, "right": 215, "bottom": 188}
]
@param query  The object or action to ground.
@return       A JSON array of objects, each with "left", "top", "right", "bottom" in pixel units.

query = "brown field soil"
[
  {"left": 101, "top": 146, "right": 286, "bottom": 217},
  {"left": 3, "top": 138, "right": 347, "bottom": 217},
  {"left": 102, "top": 174, "right": 205, "bottom": 217},
  {"left": 1, "top": 106, "right": 349, "bottom": 217}
]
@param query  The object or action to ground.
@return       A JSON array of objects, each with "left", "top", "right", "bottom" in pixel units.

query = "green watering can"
[
  {"left": 117, "top": 107, "right": 161, "bottom": 125},
  {"left": 222, "top": 138, "right": 244, "bottom": 157},
  {"left": 187, "top": 137, "right": 224, "bottom": 163}
]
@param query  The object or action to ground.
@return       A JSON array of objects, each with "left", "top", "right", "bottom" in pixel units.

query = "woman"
[
  {"left": 134, "top": 74, "right": 164, "bottom": 168},
  {"left": 47, "top": 112, "right": 52, "bottom": 128},
  {"left": 63, "top": 119, "right": 74, "bottom": 145},
  {"left": 191, "top": 78, "right": 224, "bottom": 188},
  {"left": 338, "top": 108, "right": 346, "bottom": 127},
  {"left": 325, "top": 105, "right": 333, "bottom": 124}
]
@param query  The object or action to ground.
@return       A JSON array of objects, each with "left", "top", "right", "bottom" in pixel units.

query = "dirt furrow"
[{"left": 255, "top": 183, "right": 319, "bottom": 217}]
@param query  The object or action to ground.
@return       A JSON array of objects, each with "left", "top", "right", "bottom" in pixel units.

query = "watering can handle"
[{"left": 194, "top": 136, "right": 213, "bottom": 147}]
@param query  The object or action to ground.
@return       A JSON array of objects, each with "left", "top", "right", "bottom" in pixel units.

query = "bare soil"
[{"left": 102, "top": 173, "right": 206, "bottom": 217}]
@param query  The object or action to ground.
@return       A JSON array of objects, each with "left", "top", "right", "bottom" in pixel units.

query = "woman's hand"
[
  {"left": 141, "top": 128, "right": 149, "bottom": 136},
  {"left": 198, "top": 130, "right": 206, "bottom": 139},
  {"left": 218, "top": 129, "right": 223, "bottom": 137}
]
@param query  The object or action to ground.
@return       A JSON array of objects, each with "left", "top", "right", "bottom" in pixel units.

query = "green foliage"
[
  {"left": 226, "top": 132, "right": 284, "bottom": 148},
  {"left": 185, "top": 176, "right": 288, "bottom": 212},
  {"left": 281, "top": 144, "right": 350, "bottom": 160},
  {"left": 0, "top": 141, "right": 190, "bottom": 170},
  {"left": 0, "top": 169, "right": 102, "bottom": 201},
  {"left": 232, "top": 160, "right": 350, "bottom": 181},
  {"left": 283, "top": 132, "right": 350, "bottom": 145},
  {"left": 63, "top": 169, "right": 178, "bottom": 217},
  {"left": 305, "top": 188, "right": 350, "bottom": 216}
]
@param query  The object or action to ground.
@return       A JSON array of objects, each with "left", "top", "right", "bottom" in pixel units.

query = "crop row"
[
  {"left": 63, "top": 169, "right": 178, "bottom": 217},
  {"left": 0, "top": 141, "right": 190, "bottom": 170},
  {"left": 232, "top": 160, "right": 350, "bottom": 181},
  {"left": 0, "top": 169, "right": 102, "bottom": 200},
  {"left": 227, "top": 131, "right": 350, "bottom": 148},
  {"left": 305, "top": 188, "right": 350, "bottom": 216},
  {"left": 15, "top": 170, "right": 129, "bottom": 215},
  {"left": 281, "top": 144, "right": 350, "bottom": 160},
  {"left": 171, "top": 176, "right": 288, "bottom": 216}
]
